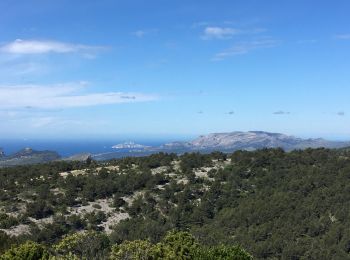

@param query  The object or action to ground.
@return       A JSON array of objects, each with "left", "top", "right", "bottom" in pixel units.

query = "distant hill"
[
  {"left": 0, "top": 148, "right": 60, "bottom": 167},
  {"left": 61, "top": 153, "right": 92, "bottom": 162},
  {"left": 92, "top": 131, "right": 350, "bottom": 160},
  {"left": 165, "top": 131, "right": 350, "bottom": 152},
  {"left": 1, "top": 131, "right": 350, "bottom": 165}
]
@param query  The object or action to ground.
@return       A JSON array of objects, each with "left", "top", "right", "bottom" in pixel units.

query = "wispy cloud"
[
  {"left": 27, "top": 116, "right": 100, "bottom": 129},
  {"left": 273, "top": 110, "right": 290, "bottom": 115},
  {"left": 1, "top": 112, "right": 106, "bottom": 131},
  {"left": 201, "top": 25, "right": 266, "bottom": 40},
  {"left": 0, "top": 39, "right": 104, "bottom": 55},
  {"left": 191, "top": 21, "right": 211, "bottom": 29},
  {"left": 0, "top": 82, "right": 157, "bottom": 109},
  {"left": 0, "top": 40, "right": 105, "bottom": 79},
  {"left": 296, "top": 39, "right": 318, "bottom": 44},
  {"left": 202, "top": 27, "right": 241, "bottom": 40},
  {"left": 0, "top": 60, "right": 47, "bottom": 76},
  {"left": 334, "top": 34, "right": 350, "bottom": 40},
  {"left": 131, "top": 29, "right": 158, "bottom": 38},
  {"left": 132, "top": 30, "right": 147, "bottom": 38},
  {"left": 213, "top": 39, "right": 278, "bottom": 61}
]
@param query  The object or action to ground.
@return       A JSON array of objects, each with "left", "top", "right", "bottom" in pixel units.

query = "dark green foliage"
[
  {"left": 210, "top": 151, "right": 227, "bottom": 161},
  {"left": 140, "top": 152, "right": 177, "bottom": 169},
  {"left": 110, "top": 230, "right": 251, "bottom": 260},
  {"left": 0, "top": 231, "right": 17, "bottom": 255},
  {"left": 2, "top": 149, "right": 350, "bottom": 258},
  {"left": 180, "top": 152, "right": 212, "bottom": 173},
  {"left": 0, "top": 213, "right": 19, "bottom": 229},
  {"left": 155, "top": 230, "right": 200, "bottom": 259},
  {"left": 84, "top": 211, "right": 107, "bottom": 229},
  {"left": 110, "top": 216, "right": 170, "bottom": 244},
  {"left": 54, "top": 231, "right": 110, "bottom": 259},
  {"left": 193, "top": 245, "right": 252, "bottom": 260},
  {"left": 113, "top": 196, "right": 126, "bottom": 208},
  {"left": 26, "top": 200, "right": 53, "bottom": 219},
  {"left": 0, "top": 241, "right": 49, "bottom": 260},
  {"left": 0, "top": 231, "right": 252, "bottom": 259}
]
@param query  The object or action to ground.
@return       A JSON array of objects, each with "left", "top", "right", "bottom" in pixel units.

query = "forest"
[{"left": 1, "top": 148, "right": 350, "bottom": 259}]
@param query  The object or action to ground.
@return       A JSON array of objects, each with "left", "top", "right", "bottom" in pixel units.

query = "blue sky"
[{"left": 0, "top": 0, "right": 350, "bottom": 140}]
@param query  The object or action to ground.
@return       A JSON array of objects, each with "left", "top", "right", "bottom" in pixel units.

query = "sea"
[{"left": 0, "top": 138, "right": 177, "bottom": 158}]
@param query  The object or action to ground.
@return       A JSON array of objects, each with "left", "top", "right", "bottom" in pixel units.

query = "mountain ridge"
[
  {"left": 159, "top": 131, "right": 350, "bottom": 152},
  {"left": 1, "top": 131, "right": 350, "bottom": 165}
]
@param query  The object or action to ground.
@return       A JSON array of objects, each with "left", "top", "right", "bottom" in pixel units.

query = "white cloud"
[
  {"left": 201, "top": 26, "right": 265, "bottom": 40},
  {"left": 335, "top": 34, "right": 350, "bottom": 40},
  {"left": 296, "top": 39, "right": 318, "bottom": 44},
  {"left": 0, "top": 39, "right": 103, "bottom": 55},
  {"left": 213, "top": 39, "right": 278, "bottom": 60},
  {"left": 191, "top": 21, "right": 210, "bottom": 29},
  {"left": 202, "top": 27, "right": 240, "bottom": 40},
  {"left": 132, "top": 30, "right": 147, "bottom": 38},
  {"left": 273, "top": 111, "right": 291, "bottom": 115},
  {"left": 0, "top": 82, "right": 158, "bottom": 109},
  {"left": 1, "top": 112, "right": 104, "bottom": 132},
  {"left": 131, "top": 29, "right": 158, "bottom": 38}
]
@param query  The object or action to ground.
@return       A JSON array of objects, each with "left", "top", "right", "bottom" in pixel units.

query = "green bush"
[
  {"left": 0, "top": 213, "right": 19, "bottom": 229},
  {"left": 110, "top": 240, "right": 154, "bottom": 260},
  {"left": 193, "top": 245, "right": 252, "bottom": 260},
  {"left": 53, "top": 231, "right": 110, "bottom": 259},
  {"left": 110, "top": 231, "right": 252, "bottom": 260},
  {"left": 0, "top": 241, "right": 49, "bottom": 260}
]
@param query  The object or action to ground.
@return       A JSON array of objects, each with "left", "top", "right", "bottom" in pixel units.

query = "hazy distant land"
[{"left": 1, "top": 131, "right": 350, "bottom": 167}]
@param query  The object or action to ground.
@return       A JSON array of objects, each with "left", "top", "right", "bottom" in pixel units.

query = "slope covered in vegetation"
[{"left": 1, "top": 148, "right": 350, "bottom": 258}]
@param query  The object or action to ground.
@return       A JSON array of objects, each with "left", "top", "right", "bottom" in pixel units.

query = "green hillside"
[{"left": 1, "top": 148, "right": 350, "bottom": 259}]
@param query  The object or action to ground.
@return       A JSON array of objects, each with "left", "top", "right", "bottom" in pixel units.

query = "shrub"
[
  {"left": 0, "top": 241, "right": 49, "bottom": 260},
  {"left": 110, "top": 240, "right": 154, "bottom": 260},
  {"left": 53, "top": 231, "right": 109, "bottom": 259}
]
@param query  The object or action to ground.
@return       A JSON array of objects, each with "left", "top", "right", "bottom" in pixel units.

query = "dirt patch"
[
  {"left": 151, "top": 166, "right": 169, "bottom": 175},
  {"left": 0, "top": 224, "right": 31, "bottom": 237},
  {"left": 66, "top": 199, "right": 114, "bottom": 215}
]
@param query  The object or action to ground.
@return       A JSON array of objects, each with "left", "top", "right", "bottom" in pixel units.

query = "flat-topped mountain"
[{"left": 161, "top": 131, "right": 350, "bottom": 152}]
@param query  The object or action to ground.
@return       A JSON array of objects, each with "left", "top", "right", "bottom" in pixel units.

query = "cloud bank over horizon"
[{"left": 0, "top": 82, "right": 157, "bottom": 109}]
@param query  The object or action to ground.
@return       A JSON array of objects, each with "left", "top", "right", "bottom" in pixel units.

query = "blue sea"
[{"left": 0, "top": 138, "right": 178, "bottom": 157}]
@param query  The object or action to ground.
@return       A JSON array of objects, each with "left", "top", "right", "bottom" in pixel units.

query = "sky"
[{"left": 0, "top": 0, "right": 350, "bottom": 140}]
